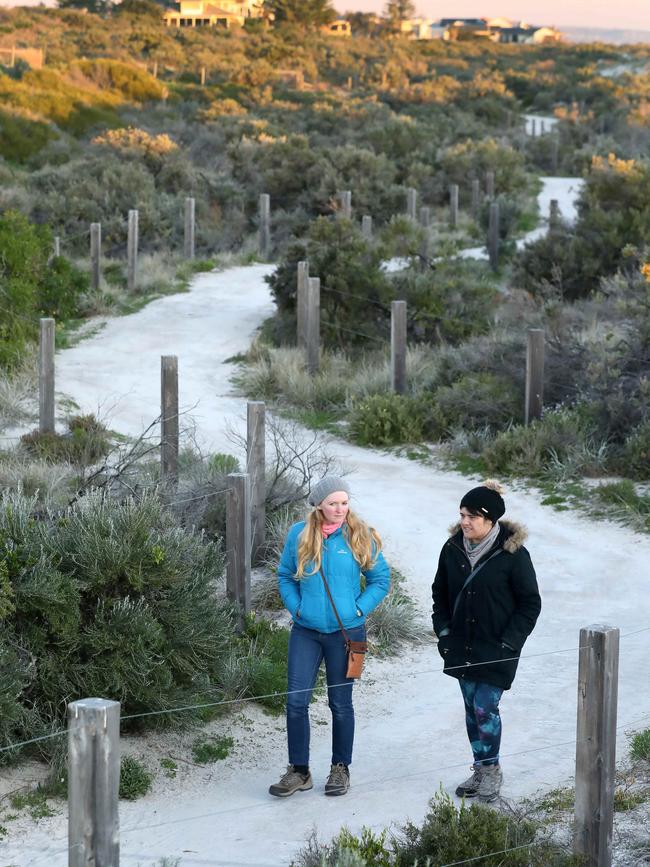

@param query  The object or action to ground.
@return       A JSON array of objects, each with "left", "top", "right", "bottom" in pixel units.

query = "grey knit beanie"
[{"left": 308, "top": 476, "right": 351, "bottom": 507}]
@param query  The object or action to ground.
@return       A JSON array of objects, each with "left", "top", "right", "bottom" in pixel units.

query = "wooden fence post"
[
  {"left": 525, "top": 329, "right": 545, "bottom": 425},
  {"left": 549, "top": 199, "right": 560, "bottom": 232},
  {"left": 296, "top": 260, "right": 309, "bottom": 349},
  {"left": 449, "top": 184, "right": 459, "bottom": 228},
  {"left": 161, "top": 355, "right": 179, "bottom": 489},
  {"left": 488, "top": 201, "right": 499, "bottom": 272},
  {"left": 127, "top": 209, "right": 139, "bottom": 292},
  {"left": 419, "top": 206, "right": 431, "bottom": 228},
  {"left": 551, "top": 133, "right": 559, "bottom": 173},
  {"left": 391, "top": 300, "right": 407, "bottom": 395},
  {"left": 531, "top": 117, "right": 537, "bottom": 137},
  {"left": 68, "top": 698, "right": 120, "bottom": 867},
  {"left": 226, "top": 472, "right": 251, "bottom": 622},
  {"left": 361, "top": 215, "right": 373, "bottom": 238},
  {"left": 258, "top": 193, "right": 271, "bottom": 258},
  {"left": 39, "top": 318, "right": 55, "bottom": 434},
  {"left": 184, "top": 197, "right": 195, "bottom": 260},
  {"left": 152, "top": 60, "right": 158, "bottom": 78},
  {"left": 200, "top": 65, "right": 206, "bottom": 85},
  {"left": 485, "top": 170, "right": 495, "bottom": 200},
  {"left": 53, "top": 236, "right": 61, "bottom": 258},
  {"left": 406, "top": 187, "right": 417, "bottom": 220},
  {"left": 90, "top": 222, "right": 101, "bottom": 291},
  {"left": 339, "top": 190, "right": 352, "bottom": 220},
  {"left": 471, "top": 179, "right": 480, "bottom": 221},
  {"left": 306, "top": 276, "right": 320, "bottom": 375},
  {"left": 574, "top": 625, "right": 620, "bottom": 867},
  {"left": 247, "top": 401, "right": 266, "bottom": 563}
]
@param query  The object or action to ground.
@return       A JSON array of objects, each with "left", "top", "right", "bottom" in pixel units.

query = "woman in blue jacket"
[{"left": 269, "top": 476, "right": 390, "bottom": 799}]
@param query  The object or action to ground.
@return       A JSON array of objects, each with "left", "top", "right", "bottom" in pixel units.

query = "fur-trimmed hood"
[{"left": 448, "top": 519, "right": 528, "bottom": 554}]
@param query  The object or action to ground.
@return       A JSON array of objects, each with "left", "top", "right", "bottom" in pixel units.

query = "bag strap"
[
  {"left": 319, "top": 564, "right": 351, "bottom": 645},
  {"left": 451, "top": 548, "right": 502, "bottom": 622}
]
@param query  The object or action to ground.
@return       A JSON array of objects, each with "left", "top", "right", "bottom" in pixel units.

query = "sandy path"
[{"left": 4, "top": 188, "right": 649, "bottom": 867}]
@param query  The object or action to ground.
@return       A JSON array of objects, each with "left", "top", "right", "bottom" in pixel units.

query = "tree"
[
  {"left": 265, "top": 0, "right": 335, "bottom": 28},
  {"left": 383, "top": 0, "right": 415, "bottom": 33}
]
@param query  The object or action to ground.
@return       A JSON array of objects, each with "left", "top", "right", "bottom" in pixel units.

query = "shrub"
[
  {"left": 393, "top": 789, "right": 577, "bottom": 866},
  {"left": 191, "top": 734, "right": 233, "bottom": 763},
  {"left": 119, "top": 756, "right": 153, "bottom": 800},
  {"left": 349, "top": 394, "right": 424, "bottom": 447},
  {"left": 19, "top": 414, "right": 111, "bottom": 466},
  {"left": 429, "top": 372, "right": 521, "bottom": 437},
  {"left": 621, "top": 420, "right": 650, "bottom": 480},
  {"left": 630, "top": 728, "right": 650, "bottom": 763},
  {"left": 0, "top": 109, "right": 56, "bottom": 163},
  {"left": 0, "top": 490, "right": 232, "bottom": 756}
]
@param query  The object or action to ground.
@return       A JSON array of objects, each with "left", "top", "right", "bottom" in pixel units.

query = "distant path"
[{"left": 4, "top": 180, "right": 649, "bottom": 867}]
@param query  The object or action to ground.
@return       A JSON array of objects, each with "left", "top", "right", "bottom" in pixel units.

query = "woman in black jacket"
[{"left": 432, "top": 480, "right": 541, "bottom": 802}]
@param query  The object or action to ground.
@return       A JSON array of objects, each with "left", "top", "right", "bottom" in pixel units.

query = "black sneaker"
[
  {"left": 455, "top": 766, "right": 483, "bottom": 798},
  {"left": 269, "top": 765, "right": 313, "bottom": 798},
  {"left": 324, "top": 762, "right": 350, "bottom": 796}
]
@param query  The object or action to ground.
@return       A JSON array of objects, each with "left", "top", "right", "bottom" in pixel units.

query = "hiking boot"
[
  {"left": 477, "top": 764, "right": 503, "bottom": 803},
  {"left": 269, "top": 765, "right": 313, "bottom": 798},
  {"left": 455, "top": 765, "right": 483, "bottom": 798},
  {"left": 324, "top": 762, "right": 350, "bottom": 796}
]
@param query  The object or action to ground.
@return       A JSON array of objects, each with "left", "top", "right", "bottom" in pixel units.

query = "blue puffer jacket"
[{"left": 278, "top": 521, "right": 390, "bottom": 633}]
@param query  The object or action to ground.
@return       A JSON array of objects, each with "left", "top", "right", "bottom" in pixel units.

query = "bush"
[
  {"left": 630, "top": 728, "right": 650, "bottom": 763},
  {"left": 393, "top": 789, "right": 577, "bottom": 866},
  {"left": 429, "top": 372, "right": 521, "bottom": 437},
  {"left": 119, "top": 756, "right": 153, "bottom": 800},
  {"left": 349, "top": 394, "right": 424, "bottom": 447},
  {"left": 191, "top": 734, "right": 233, "bottom": 763},
  {"left": 621, "top": 420, "right": 650, "bottom": 480},
  {"left": 20, "top": 414, "right": 111, "bottom": 466},
  {"left": 0, "top": 490, "right": 232, "bottom": 756}
]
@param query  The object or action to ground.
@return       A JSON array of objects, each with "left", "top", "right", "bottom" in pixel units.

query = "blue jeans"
[
  {"left": 458, "top": 679, "right": 504, "bottom": 767},
  {"left": 286, "top": 622, "right": 365, "bottom": 767}
]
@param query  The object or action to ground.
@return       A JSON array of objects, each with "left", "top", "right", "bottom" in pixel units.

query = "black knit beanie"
[{"left": 460, "top": 483, "right": 505, "bottom": 524}]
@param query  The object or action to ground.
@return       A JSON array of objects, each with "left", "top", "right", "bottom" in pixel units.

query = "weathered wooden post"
[
  {"left": 549, "top": 199, "right": 560, "bottom": 232},
  {"left": 419, "top": 206, "right": 431, "bottom": 228},
  {"left": 525, "top": 329, "right": 545, "bottom": 425},
  {"left": 53, "top": 236, "right": 61, "bottom": 258},
  {"left": 406, "top": 187, "right": 417, "bottom": 221},
  {"left": 540, "top": 119, "right": 545, "bottom": 135},
  {"left": 296, "top": 260, "right": 309, "bottom": 349},
  {"left": 361, "top": 215, "right": 373, "bottom": 238},
  {"left": 391, "top": 300, "right": 407, "bottom": 395},
  {"left": 488, "top": 201, "right": 499, "bottom": 272},
  {"left": 90, "top": 222, "right": 101, "bottom": 291},
  {"left": 551, "top": 133, "right": 559, "bottom": 173},
  {"left": 574, "top": 625, "right": 619, "bottom": 867},
  {"left": 161, "top": 355, "right": 179, "bottom": 489},
  {"left": 418, "top": 207, "right": 431, "bottom": 261},
  {"left": 339, "top": 190, "right": 352, "bottom": 220},
  {"left": 184, "top": 197, "right": 195, "bottom": 260},
  {"left": 226, "top": 472, "right": 251, "bottom": 622},
  {"left": 247, "top": 401, "right": 266, "bottom": 563},
  {"left": 200, "top": 65, "right": 206, "bottom": 86},
  {"left": 127, "top": 208, "right": 139, "bottom": 292},
  {"left": 258, "top": 193, "right": 271, "bottom": 258},
  {"left": 485, "top": 170, "right": 495, "bottom": 200},
  {"left": 531, "top": 117, "right": 537, "bottom": 137},
  {"left": 306, "top": 276, "right": 320, "bottom": 375},
  {"left": 68, "top": 698, "right": 120, "bottom": 867},
  {"left": 449, "top": 184, "right": 459, "bottom": 228},
  {"left": 39, "top": 318, "right": 55, "bottom": 434},
  {"left": 471, "top": 179, "right": 480, "bottom": 221},
  {"left": 152, "top": 60, "right": 158, "bottom": 78}
]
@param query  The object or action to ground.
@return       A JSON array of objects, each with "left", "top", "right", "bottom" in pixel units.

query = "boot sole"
[
  {"left": 269, "top": 781, "right": 313, "bottom": 798},
  {"left": 455, "top": 789, "right": 479, "bottom": 797},
  {"left": 324, "top": 787, "right": 349, "bottom": 796}
]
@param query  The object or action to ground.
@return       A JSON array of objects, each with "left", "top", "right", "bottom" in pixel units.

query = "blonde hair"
[{"left": 296, "top": 508, "right": 382, "bottom": 579}]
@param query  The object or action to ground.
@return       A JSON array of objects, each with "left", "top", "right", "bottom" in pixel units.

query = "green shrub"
[
  {"left": 0, "top": 109, "right": 56, "bottom": 163},
  {"left": 349, "top": 394, "right": 424, "bottom": 446},
  {"left": 119, "top": 756, "right": 153, "bottom": 800},
  {"left": 621, "top": 421, "right": 650, "bottom": 480},
  {"left": 592, "top": 480, "right": 650, "bottom": 531},
  {"left": 20, "top": 414, "right": 111, "bottom": 465},
  {"left": 630, "top": 728, "right": 650, "bottom": 763},
  {"left": 393, "top": 789, "right": 577, "bottom": 866},
  {"left": 191, "top": 734, "right": 234, "bottom": 763},
  {"left": 429, "top": 372, "right": 521, "bottom": 437},
  {"left": 235, "top": 615, "right": 290, "bottom": 713}
]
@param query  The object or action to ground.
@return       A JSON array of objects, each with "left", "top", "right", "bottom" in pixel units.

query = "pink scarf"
[{"left": 322, "top": 519, "right": 345, "bottom": 537}]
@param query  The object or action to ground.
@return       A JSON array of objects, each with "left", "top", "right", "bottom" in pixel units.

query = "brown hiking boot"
[
  {"left": 477, "top": 764, "right": 503, "bottom": 803},
  {"left": 455, "top": 765, "right": 483, "bottom": 798},
  {"left": 324, "top": 762, "right": 350, "bottom": 796},
  {"left": 269, "top": 765, "right": 313, "bottom": 798}
]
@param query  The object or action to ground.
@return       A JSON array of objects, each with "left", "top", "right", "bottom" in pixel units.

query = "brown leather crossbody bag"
[{"left": 319, "top": 565, "right": 367, "bottom": 679}]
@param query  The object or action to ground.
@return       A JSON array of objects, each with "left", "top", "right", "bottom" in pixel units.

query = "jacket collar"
[{"left": 447, "top": 519, "right": 528, "bottom": 554}]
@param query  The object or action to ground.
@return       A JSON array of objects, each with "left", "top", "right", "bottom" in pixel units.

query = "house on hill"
[
  {"left": 438, "top": 16, "right": 562, "bottom": 43},
  {"left": 163, "top": 0, "right": 265, "bottom": 28},
  {"left": 323, "top": 19, "right": 352, "bottom": 37}
]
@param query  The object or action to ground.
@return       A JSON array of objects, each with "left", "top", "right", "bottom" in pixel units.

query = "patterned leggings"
[{"left": 458, "top": 679, "right": 504, "bottom": 767}]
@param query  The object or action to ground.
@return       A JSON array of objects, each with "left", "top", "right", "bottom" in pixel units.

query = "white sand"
[{"left": 4, "top": 184, "right": 648, "bottom": 867}]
